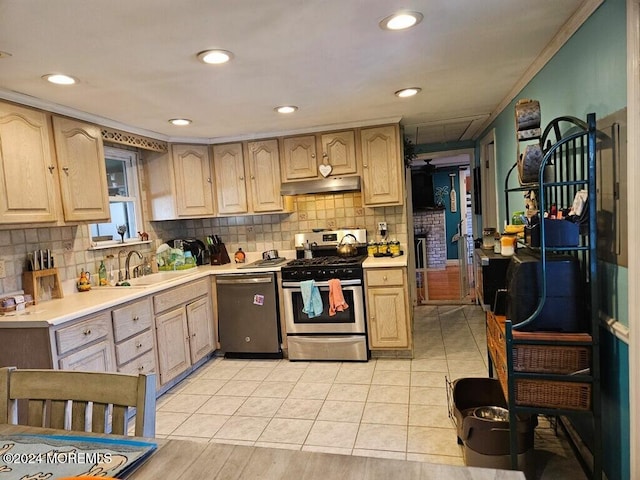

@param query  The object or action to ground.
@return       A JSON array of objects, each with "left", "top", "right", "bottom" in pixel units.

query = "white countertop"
[
  {"left": 362, "top": 254, "right": 408, "bottom": 268},
  {"left": 1, "top": 250, "right": 407, "bottom": 328}
]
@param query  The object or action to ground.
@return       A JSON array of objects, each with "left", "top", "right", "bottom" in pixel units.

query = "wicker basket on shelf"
[
  {"left": 515, "top": 379, "right": 592, "bottom": 411},
  {"left": 513, "top": 344, "right": 590, "bottom": 374}
]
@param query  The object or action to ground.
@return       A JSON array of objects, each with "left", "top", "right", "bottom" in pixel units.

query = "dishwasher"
[{"left": 215, "top": 272, "right": 282, "bottom": 359}]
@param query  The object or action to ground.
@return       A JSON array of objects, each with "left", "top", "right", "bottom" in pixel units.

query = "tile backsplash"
[{"left": 0, "top": 192, "right": 407, "bottom": 296}]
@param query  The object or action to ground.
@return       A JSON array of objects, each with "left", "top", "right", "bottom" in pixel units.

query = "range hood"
[{"left": 280, "top": 175, "right": 361, "bottom": 196}]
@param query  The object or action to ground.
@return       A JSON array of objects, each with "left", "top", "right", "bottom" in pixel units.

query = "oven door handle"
[{"left": 282, "top": 279, "right": 361, "bottom": 288}]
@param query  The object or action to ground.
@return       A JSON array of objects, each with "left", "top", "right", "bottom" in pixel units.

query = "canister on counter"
[
  {"left": 482, "top": 228, "right": 497, "bottom": 250},
  {"left": 378, "top": 240, "right": 389, "bottom": 255},
  {"left": 389, "top": 240, "right": 401, "bottom": 256},
  {"left": 367, "top": 241, "right": 378, "bottom": 257}
]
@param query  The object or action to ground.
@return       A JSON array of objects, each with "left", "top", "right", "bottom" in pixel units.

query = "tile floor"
[{"left": 152, "top": 304, "right": 587, "bottom": 479}]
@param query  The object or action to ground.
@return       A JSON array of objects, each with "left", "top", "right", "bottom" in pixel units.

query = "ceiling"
[{"left": 0, "top": 0, "right": 590, "bottom": 145}]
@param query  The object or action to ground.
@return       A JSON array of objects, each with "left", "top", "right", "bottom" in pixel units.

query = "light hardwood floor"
[{"left": 424, "top": 265, "right": 475, "bottom": 302}]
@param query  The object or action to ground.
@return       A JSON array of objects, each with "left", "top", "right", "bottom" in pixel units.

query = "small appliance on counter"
[
  {"left": 206, "top": 235, "right": 231, "bottom": 265},
  {"left": 167, "top": 238, "right": 207, "bottom": 265}
]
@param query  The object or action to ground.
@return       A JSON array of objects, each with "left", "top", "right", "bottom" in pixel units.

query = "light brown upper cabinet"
[
  {"left": 214, "top": 140, "right": 284, "bottom": 214},
  {"left": 52, "top": 116, "right": 110, "bottom": 222},
  {"left": 281, "top": 135, "right": 318, "bottom": 181},
  {"left": 213, "top": 143, "right": 248, "bottom": 214},
  {"left": 360, "top": 125, "right": 404, "bottom": 206},
  {"left": 320, "top": 130, "right": 357, "bottom": 176},
  {"left": 172, "top": 144, "right": 216, "bottom": 217},
  {"left": 281, "top": 131, "right": 357, "bottom": 182},
  {"left": 246, "top": 139, "right": 283, "bottom": 212},
  {"left": 144, "top": 144, "right": 215, "bottom": 220},
  {"left": 0, "top": 102, "right": 59, "bottom": 224}
]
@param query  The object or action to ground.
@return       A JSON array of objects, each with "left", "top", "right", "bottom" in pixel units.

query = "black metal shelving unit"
[{"left": 498, "top": 113, "right": 601, "bottom": 478}]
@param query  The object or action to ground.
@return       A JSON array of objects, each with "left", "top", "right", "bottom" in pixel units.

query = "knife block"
[
  {"left": 23, "top": 268, "right": 64, "bottom": 304},
  {"left": 209, "top": 243, "right": 231, "bottom": 265}
]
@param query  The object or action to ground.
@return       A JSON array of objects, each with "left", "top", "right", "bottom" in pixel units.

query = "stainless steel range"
[{"left": 282, "top": 229, "right": 368, "bottom": 361}]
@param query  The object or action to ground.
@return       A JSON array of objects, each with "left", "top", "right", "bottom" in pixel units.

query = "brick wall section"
[{"left": 413, "top": 209, "right": 446, "bottom": 269}]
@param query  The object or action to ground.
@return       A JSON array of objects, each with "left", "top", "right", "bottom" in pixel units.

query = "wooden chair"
[{"left": 0, "top": 367, "right": 156, "bottom": 437}]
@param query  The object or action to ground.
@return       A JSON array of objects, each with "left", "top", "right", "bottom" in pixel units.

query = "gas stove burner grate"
[{"left": 285, "top": 255, "right": 367, "bottom": 267}]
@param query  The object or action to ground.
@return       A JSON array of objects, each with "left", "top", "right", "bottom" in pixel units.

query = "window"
[{"left": 89, "top": 146, "right": 144, "bottom": 247}]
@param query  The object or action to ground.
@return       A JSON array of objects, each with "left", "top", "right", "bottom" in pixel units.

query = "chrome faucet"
[{"left": 124, "top": 250, "right": 143, "bottom": 280}]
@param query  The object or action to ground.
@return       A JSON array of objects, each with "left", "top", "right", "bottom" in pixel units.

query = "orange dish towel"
[{"left": 328, "top": 278, "right": 349, "bottom": 316}]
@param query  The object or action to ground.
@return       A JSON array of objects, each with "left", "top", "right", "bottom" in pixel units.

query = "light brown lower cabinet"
[
  {"left": 365, "top": 267, "right": 412, "bottom": 350},
  {"left": 153, "top": 278, "right": 214, "bottom": 386}
]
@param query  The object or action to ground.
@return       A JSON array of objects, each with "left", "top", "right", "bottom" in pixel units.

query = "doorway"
[{"left": 411, "top": 151, "right": 475, "bottom": 304}]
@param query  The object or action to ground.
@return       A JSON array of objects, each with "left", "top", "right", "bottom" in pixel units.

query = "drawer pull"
[
  {"left": 135, "top": 342, "right": 143, "bottom": 349},
  {"left": 383, "top": 276, "right": 387, "bottom": 281},
  {"left": 133, "top": 316, "right": 139, "bottom": 322},
  {"left": 83, "top": 329, "right": 92, "bottom": 336},
  {"left": 138, "top": 365, "right": 145, "bottom": 371}
]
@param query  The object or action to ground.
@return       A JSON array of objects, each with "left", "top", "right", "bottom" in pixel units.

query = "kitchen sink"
[{"left": 103, "top": 268, "right": 201, "bottom": 288}]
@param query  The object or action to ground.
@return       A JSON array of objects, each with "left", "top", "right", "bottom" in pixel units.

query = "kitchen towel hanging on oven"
[
  {"left": 300, "top": 279, "right": 323, "bottom": 318},
  {"left": 328, "top": 279, "right": 349, "bottom": 316}
]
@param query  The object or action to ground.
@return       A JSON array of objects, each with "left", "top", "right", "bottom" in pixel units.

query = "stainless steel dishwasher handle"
[{"left": 217, "top": 276, "right": 273, "bottom": 285}]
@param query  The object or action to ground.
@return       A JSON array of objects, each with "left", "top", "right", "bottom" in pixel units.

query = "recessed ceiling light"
[
  {"left": 395, "top": 87, "right": 421, "bottom": 98},
  {"left": 42, "top": 74, "right": 77, "bottom": 85},
  {"left": 275, "top": 105, "right": 298, "bottom": 114},
  {"left": 168, "top": 118, "right": 192, "bottom": 126},
  {"left": 380, "top": 11, "right": 423, "bottom": 31},
  {"left": 197, "top": 49, "right": 234, "bottom": 64}
]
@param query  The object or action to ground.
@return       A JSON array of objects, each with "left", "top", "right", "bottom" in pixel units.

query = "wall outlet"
[
  {"left": 0, "top": 259, "right": 5, "bottom": 278},
  {"left": 377, "top": 221, "right": 387, "bottom": 232}
]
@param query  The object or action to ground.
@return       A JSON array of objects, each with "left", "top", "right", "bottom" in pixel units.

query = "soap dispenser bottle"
[{"left": 98, "top": 260, "right": 107, "bottom": 286}]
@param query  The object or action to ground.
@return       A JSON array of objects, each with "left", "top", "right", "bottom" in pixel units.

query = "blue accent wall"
[
  {"left": 476, "top": 0, "right": 630, "bottom": 477},
  {"left": 433, "top": 168, "right": 462, "bottom": 259}
]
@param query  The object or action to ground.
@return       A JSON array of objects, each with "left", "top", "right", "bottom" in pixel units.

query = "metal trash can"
[{"left": 451, "top": 377, "right": 536, "bottom": 479}]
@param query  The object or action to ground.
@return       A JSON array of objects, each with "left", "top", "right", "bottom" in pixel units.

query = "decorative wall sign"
[{"left": 318, "top": 164, "right": 333, "bottom": 177}]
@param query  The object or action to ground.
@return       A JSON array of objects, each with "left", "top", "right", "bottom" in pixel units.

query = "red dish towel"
[{"left": 328, "top": 278, "right": 349, "bottom": 316}]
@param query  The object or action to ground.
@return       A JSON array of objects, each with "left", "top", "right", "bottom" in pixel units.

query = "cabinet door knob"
[
  {"left": 311, "top": 153, "right": 316, "bottom": 159},
  {"left": 62, "top": 166, "right": 69, "bottom": 174},
  {"left": 48, "top": 165, "right": 55, "bottom": 173},
  {"left": 239, "top": 176, "right": 244, "bottom": 181},
  {"left": 192, "top": 333, "right": 197, "bottom": 337},
  {"left": 207, "top": 177, "right": 212, "bottom": 183}
]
